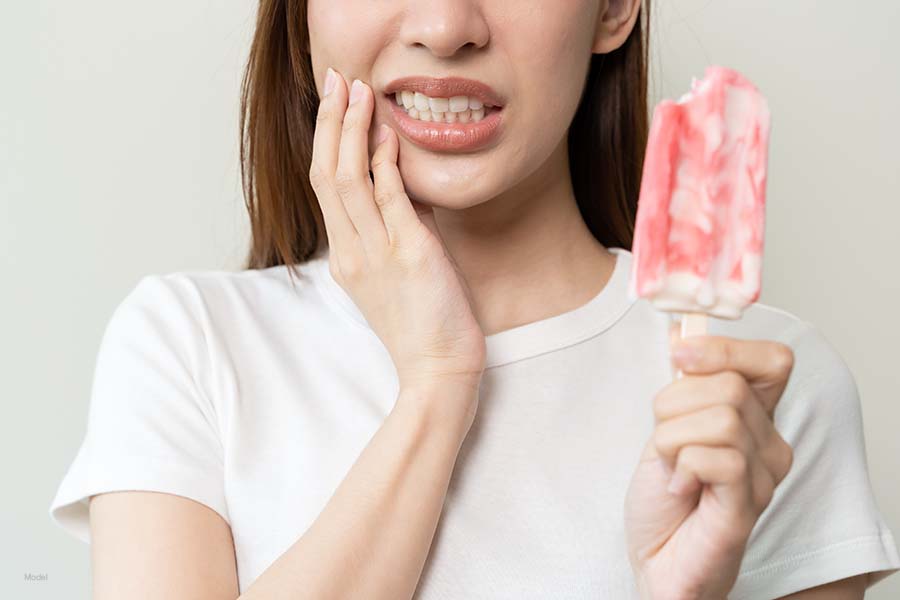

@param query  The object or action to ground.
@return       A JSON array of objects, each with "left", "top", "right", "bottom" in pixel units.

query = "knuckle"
[
  {"left": 394, "top": 237, "right": 431, "bottom": 268},
  {"left": 373, "top": 189, "right": 395, "bottom": 209},
  {"left": 770, "top": 343, "right": 795, "bottom": 379},
  {"left": 333, "top": 171, "right": 358, "bottom": 196},
  {"left": 652, "top": 389, "right": 669, "bottom": 420},
  {"left": 316, "top": 105, "right": 335, "bottom": 125},
  {"left": 754, "top": 473, "right": 775, "bottom": 509},
  {"left": 717, "top": 338, "right": 735, "bottom": 367},
  {"left": 336, "top": 255, "right": 363, "bottom": 280},
  {"left": 726, "top": 449, "right": 749, "bottom": 480},
  {"left": 777, "top": 437, "right": 794, "bottom": 481},
  {"left": 370, "top": 150, "right": 390, "bottom": 170},
  {"left": 308, "top": 162, "right": 327, "bottom": 188},
  {"left": 652, "top": 427, "right": 675, "bottom": 459},
  {"left": 720, "top": 371, "right": 747, "bottom": 406},
  {"left": 678, "top": 444, "right": 699, "bottom": 465},
  {"left": 341, "top": 111, "right": 361, "bottom": 133},
  {"left": 717, "top": 404, "right": 744, "bottom": 441}
]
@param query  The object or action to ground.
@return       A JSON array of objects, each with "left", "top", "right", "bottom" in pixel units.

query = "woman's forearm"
[{"left": 239, "top": 384, "right": 476, "bottom": 600}]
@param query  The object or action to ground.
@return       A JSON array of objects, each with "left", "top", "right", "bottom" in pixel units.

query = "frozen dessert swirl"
[{"left": 629, "top": 65, "right": 771, "bottom": 319}]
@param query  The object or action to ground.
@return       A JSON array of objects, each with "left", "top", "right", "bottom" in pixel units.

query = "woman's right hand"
[{"left": 308, "top": 68, "right": 486, "bottom": 409}]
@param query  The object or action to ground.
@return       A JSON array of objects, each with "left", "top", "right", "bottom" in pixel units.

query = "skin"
[
  {"left": 88, "top": 1, "right": 871, "bottom": 597},
  {"left": 624, "top": 323, "right": 867, "bottom": 598},
  {"left": 307, "top": 0, "right": 622, "bottom": 335}
]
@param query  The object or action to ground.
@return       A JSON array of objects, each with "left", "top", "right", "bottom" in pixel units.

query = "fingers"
[
  {"left": 671, "top": 333, "right": 795, "bottom": 416},
  {"left": 334, "top": 78, "right": 388, "bottom": 254},
  {"left": 657, "top": 326, "right": 796, "bottom": 522},
  {"left": 654, "top": 404, "right": 756, "bottom": 470},
  {"left": 654, "top": 371, "right": 793, "bottom": 484},
  {"left": 309, "top": 67, "right": 360, "bottom": 250},
  {"left": 671, "top": 445, "right": 776, "bottom": 523},
  {"left": 309, "top": 67, "right": 392, "bottom": 260},
  {"left": 654, "top": 371, "right": 769, "bottom": 447},
  {"left": 370, "top": 125, "right": 420, "bottom": 248}
]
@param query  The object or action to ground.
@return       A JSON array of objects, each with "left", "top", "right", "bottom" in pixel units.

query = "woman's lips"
[{"left": 384, "top": 97, "right": 503, "bottom": 153}]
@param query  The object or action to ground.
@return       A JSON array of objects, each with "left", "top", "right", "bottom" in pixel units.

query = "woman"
[{"left": 49, "top": 0, "right": 899, "bottom": 598}]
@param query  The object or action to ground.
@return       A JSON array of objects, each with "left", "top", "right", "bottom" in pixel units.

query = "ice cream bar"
[{"left": 628, "top": 65, "right": 771, "bottom": 321}]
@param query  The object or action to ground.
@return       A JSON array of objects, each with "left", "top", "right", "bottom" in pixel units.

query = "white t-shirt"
[{"left": 49, "top": 246, "right": 900, "bottom": 598}]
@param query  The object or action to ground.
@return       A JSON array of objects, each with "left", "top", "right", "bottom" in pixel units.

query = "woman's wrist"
[{"left": 395, "top": 379, "right": 481, "bottom": 443}]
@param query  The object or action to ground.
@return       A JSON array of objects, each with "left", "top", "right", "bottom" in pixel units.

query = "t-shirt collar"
[{"left": 310, "top": 246, "right": 636, "bottom": 369}]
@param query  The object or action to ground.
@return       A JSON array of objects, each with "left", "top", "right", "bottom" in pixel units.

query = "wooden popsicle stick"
[
  {"left": 670, "top": 311, "right": 709, "bottom": 496},
  {"left": 675, "top": 312, "right": 707, "bottom": 380}
]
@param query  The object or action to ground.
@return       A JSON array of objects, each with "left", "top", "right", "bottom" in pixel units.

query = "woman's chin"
[
  {"left": 400, "top": 165, "right": 499, "bottom": 210},
  {"left": 405, "top": 185, "right": 491, "bottom": 211}
]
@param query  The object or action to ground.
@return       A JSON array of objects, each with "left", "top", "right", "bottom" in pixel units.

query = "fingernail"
[
  {"left": 672, "top": 342, "right": 698, "bottom": 367},
  {"left": 324, "top": 67, "right": 336, "bottom": 97},
  {"left": 349, "top": 79, "right": 364, "bottom": 104},
  {"left": 667, "top": 471, "right": 690, "bottom": 495},
  {"left": 376, "top": 124, "right": 389, "bottom": 144}
]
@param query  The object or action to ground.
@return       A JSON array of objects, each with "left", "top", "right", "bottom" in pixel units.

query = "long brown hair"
[{"left": 239, "top": 1, "right": 651, "bottom": 273}]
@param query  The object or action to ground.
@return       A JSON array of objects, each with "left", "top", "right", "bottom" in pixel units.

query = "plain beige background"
[{"left": 2, "top": 1, "right": 898, "bottom": 597}]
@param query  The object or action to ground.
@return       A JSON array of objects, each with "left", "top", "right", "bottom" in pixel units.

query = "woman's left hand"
[{"left": 624, "top": 322, "right": 796, "bottom": 599}]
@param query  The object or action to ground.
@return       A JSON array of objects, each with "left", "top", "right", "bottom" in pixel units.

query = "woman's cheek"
[{"left": 307, "top": 0, "right": 390, "bottom": 72}]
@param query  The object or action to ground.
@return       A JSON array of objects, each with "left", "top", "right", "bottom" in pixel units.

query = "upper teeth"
[{"left": 393, "top": 91, "right": 490, "bottom": 112}]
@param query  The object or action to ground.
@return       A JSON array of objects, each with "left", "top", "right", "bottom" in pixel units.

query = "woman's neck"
[{"left": 428, "top": 140, "right": 617, "bottom": 337}]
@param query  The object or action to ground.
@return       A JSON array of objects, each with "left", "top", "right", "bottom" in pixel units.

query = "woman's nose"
[{"left": 397, "top": 0, "right": 490, "bottom": 58}]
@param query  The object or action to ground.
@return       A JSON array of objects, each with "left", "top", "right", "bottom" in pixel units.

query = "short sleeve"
[
  {"left": 728, "top": 321, "right": 900, "bottom": 599},
  {"left": 48, "top": 274, "right": 229, "bottom": 544}
]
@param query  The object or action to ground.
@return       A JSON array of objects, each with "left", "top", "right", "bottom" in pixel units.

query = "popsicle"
[{"left": 628, "top": 65, "right": 771, "bottom": 376}]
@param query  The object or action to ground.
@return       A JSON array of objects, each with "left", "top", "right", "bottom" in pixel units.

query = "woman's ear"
[{"left": 591, "top": 0, "right": 643, "bottom": 54}]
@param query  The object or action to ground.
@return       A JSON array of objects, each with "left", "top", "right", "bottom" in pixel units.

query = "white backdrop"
[{"left": 2, "top": 1, "right": 897, "bottom": 597}]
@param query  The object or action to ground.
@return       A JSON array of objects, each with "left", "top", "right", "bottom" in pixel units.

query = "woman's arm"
[
  {"left": 89, "top": 383, "right": 476, "bottom": 600},
  {"left": 90, "top": 490, "right": 239, "bottom": 599}
]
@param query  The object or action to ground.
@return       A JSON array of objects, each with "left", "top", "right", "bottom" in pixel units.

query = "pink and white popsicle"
[{"left": 628, "top": 65, "right": 771, "bottom": 323}]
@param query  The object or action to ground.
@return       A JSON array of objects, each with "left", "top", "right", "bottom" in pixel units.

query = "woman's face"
[{"left": 307, "top": 1, "right": 638, "bottom": 209}]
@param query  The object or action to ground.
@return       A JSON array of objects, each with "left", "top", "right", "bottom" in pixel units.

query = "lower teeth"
[{"left": 403, "top": 106, "right": 493, "bottom": 123}]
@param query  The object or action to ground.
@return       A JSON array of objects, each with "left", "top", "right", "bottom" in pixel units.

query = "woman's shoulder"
[
  {"left": 136, "top": 258, "right": 323, "bottom": 301},
  {"left": 121, "top": 258, "right": 326, "bottom": 316},
  {"left": 720, "top": 303, "right": 900, "bottom": 596},
  {"left": 101, "top": 256, "right": 337, "bottom": 357},
  {"left": 707, "top": 301, "right": 814, "bottom": 344}
]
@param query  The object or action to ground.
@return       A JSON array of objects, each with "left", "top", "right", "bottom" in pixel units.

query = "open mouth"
[
  {"left": 386, "top": 90, "right": 502, "bottom": 124},
  {"left": 380, "top": 77, "right": 506, "bottom": 153}
]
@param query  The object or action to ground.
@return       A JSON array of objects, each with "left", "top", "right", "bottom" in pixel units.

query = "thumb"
[
  {"left": 410, "top": 199, "right": 442, "bottom": 239},
  {"left": 410, "top": 200, "right": 477, "bottom": 307},
  {"left": 409, "top": 199, "right": 453, "bottom": 257}
]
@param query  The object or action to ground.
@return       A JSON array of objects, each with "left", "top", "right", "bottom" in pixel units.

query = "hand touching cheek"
[{"left": 308, "top": 68, "right": 486, "bottom": 415}]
